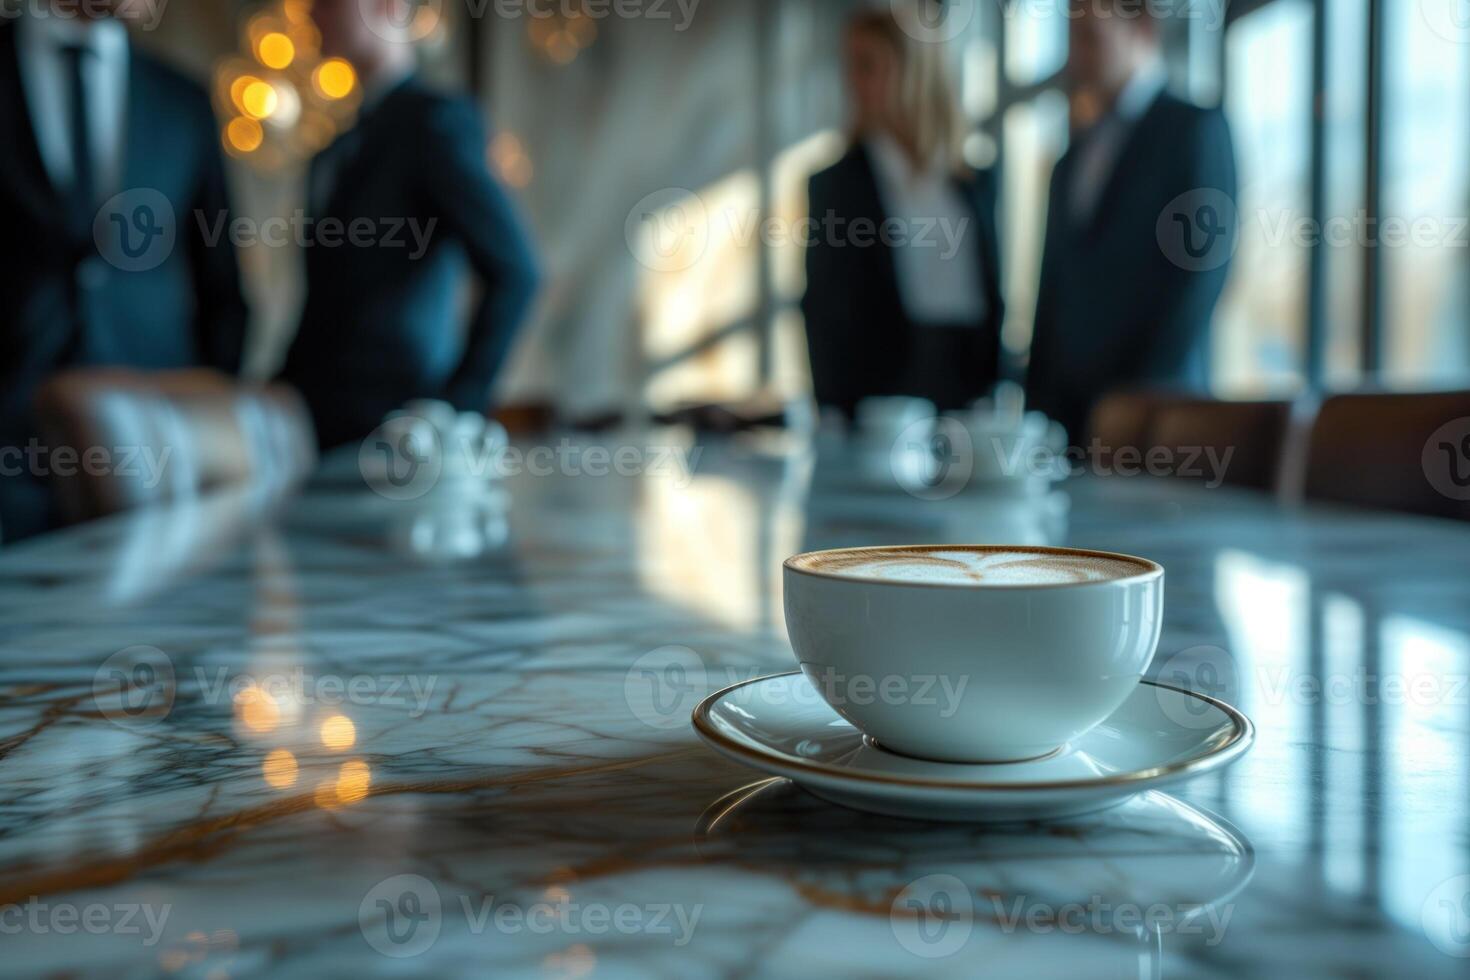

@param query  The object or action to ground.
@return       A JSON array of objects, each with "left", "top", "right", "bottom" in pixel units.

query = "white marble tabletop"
[{"left": 1, "top": 432, "right": 1468, "bottom": 978}]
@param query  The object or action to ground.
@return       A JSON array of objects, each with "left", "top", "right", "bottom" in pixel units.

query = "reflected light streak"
[
  {"left": 235, "top": 685, "right": 281, "bottom": 733},
  {"left": 262, "top": 748, "right": 298, "bottom": 788},
  {"left": 320, "top": 714, "right": 356, "bottom": 750}
]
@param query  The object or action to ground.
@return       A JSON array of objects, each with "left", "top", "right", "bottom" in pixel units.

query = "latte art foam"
[{"left": 802, "top": 548, "right": 1149, "bottom": 586}]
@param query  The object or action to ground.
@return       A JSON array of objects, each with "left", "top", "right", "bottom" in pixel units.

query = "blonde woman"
[{"left": 801, "top": 4, "right": 1003, "bottom": 417}]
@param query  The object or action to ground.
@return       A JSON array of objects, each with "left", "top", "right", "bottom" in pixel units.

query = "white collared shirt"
[
  {"left": 865, "top": 133, "right": 987, "bottom": 327},
  {"left": 16, "top": 13, "right": 130, "bottom": 198},
  {"left": 1069, "top": 58, "right": 1167, "bottom": 222}
]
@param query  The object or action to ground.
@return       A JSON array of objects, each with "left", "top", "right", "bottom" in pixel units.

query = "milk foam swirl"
[{"left": 797, "top": 548, "right": 1150, "bottom": 585}]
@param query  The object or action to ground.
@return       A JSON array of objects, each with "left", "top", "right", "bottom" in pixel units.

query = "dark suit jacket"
[
  {"left": 1027, "top": 92, "right": 1237, "bottom": 441},
  {"left": 800, "top": 144, "right": 1005, "bottom": 415},
  {"left": 0, "top": 21, "right": 247, "bottom": 539},
  {"left": 279, "top": 78, "right": 542, "bottom": 450}
]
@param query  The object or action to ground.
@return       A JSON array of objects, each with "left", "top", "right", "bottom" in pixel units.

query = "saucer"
[{"left": 692, "top": 672, "right": 1253, "bottom": 823}]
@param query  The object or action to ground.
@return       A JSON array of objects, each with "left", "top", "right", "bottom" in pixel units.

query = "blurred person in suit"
[
  {"left": 0, "top": 1, "right": 248, "bottom": 540},
  {"left": 279, "top": 0, "right": 542, "bottom": 451},
  {"left": 800, "top": 3, "right": 1004, "bottom": 419},
  {"left": 1026, "top": 0, "right": 1237, "bottom": 442}
]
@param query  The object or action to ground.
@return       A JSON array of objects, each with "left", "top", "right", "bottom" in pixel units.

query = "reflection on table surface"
[{"left": 0, "top": 433, "right": 1467, "bottom": 977}]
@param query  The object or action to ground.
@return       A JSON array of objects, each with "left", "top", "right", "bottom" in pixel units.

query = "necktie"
[{"left": 62, "top": 43, "right": 96, "bottom": 241}]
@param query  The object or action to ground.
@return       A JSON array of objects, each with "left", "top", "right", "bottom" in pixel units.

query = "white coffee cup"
[{"left": 782, "top": 544, "right": 1164, "bottom": 763}]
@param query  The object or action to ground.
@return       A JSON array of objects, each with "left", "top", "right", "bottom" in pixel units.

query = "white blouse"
[{"left": 864, "top": 132, "right": 987, "bottom": 327}]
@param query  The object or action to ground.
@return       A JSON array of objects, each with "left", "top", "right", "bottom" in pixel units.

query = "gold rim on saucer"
[{"left": 691, "top": 671, "right": 1253, "bottom": 792}]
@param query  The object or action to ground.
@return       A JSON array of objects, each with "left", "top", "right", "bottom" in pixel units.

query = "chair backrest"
[
  {"left": 1303, "top": 390, "right": 1470, "bottom": 520},
  {"left": 1087, "top": 390, "right": 1292, "bottom": 490},
  {"left": 1086, "top": 389, "right": 1183, "bottom": 451},
  {"left": 33, "top": 369, "right": 317, "bottom": 523},
  {"left": 1147, "top": 399, "right": 1294, "bottom": 491}
]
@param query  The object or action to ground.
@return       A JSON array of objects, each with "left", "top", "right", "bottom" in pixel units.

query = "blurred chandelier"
[
  {"left": 213, "top": 1, "right": 374, "bottom": 170},
  {"left": 527, "top": 3, "right": 597, "bottom": 65}
]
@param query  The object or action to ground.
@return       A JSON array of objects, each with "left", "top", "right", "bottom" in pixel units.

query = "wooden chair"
[
  {"left": 1086, "top": 390, "right": 1292, "bottom": 490},
  {"left": 32, "top": 369, "right": 317, "bottom": 524},
  {"left": 1147, "top": 399, "right": 1294, "bottom": 491},
  {"left": 1086, "top": 389, "right": 1184, "bottom": 451},
  {"left": 1302, "top": 390, "right": 1470, "bottom": 521}
]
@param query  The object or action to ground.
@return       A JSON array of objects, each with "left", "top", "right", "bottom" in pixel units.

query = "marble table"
[{"left": 1, "top": 433, "right": 1468, "bottom": 978}]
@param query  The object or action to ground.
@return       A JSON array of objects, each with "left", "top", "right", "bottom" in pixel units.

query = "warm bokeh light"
[
  {"left": 543, "top": 944, "right": 596, "bottom": 979},
  {"left": 320, "top": 713, "right": 356, "bottom": 750},
  {"left": 228, "top": 74, "right": 260, "bottom": 113},
  {"left": 491, "top": 132, "right": 534, "bottom": 188},
  {"left": 225, "top": 116, "right": 264, "bottom": 153},
  {"left": 262, "top": 748, "right": 298, "bottom": 788},
  {"left": 235, "top": 685, "right": 280, "bottom": 732},
  {"left": 313, "top": 759, "right": 372, "bottom": 809},
  {"left": 257, "top": 31, "right": 295, "bottom": 69},
  {"left": 335, "top": 759, "right": 371, "bottom": 804},
  {"left": 240, "top": 79, "right": 279, "bottom": 119},
  {"left": 314, "top": 58, "right": 356, "bottom": 100}
]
